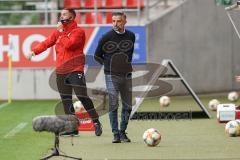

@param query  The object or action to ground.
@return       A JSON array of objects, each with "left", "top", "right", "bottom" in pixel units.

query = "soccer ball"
[
  {"left": 225, "top": 120, "right": 240, "bottom": 137},
  {"left": 208, "top": 99, "right": 220, "bottom": 111},
  {"left": 73, "top": 101, "right": 85, "bottom": 113},
  {"left": 159, "top": 96, "right": 170, "bottom": 107},
  {"left": 143, "top": 128, "right": 161, "bottom": 147},
  {"left": 228, "top": 92, "right": 239, "bottom": 102},
  {"left": 235, "top": 119, "right": 240, "bottom": 125}
]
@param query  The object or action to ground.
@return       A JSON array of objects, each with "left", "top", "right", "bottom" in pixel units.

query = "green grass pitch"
[{"left": 0, "top": 95, "right": 240, "bottom": 160}]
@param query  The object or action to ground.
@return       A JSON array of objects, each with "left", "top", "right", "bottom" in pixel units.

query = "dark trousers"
[{"left": 56, "top": 71, "right": 99, "bottom": 123}]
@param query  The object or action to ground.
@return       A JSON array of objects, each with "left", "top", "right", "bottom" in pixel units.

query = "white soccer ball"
[
  {"left": 159, "top": 96, "right": 170, "bottom": 107},
  {"left": 208, "top": 99, "right": 220, "bottom": 111},
  {"left": 235, "top": 119, "right": 240, "bottom": 125},
  {"left": 143, "top": 128, "right": 161, "bottom": 147},
  {"left": 228, "top": 92, "right": 239, "bottom": 102},
  {"left": 225, "top": 120, "right": 240, "bottom": 137},
  {"left": 73, "top": 101, "right": 85, "bottom": 112}
]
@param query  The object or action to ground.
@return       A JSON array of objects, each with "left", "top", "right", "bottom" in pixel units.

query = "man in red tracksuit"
[{"left": 28, "top": 8, "right": 102, "bottom": 136}]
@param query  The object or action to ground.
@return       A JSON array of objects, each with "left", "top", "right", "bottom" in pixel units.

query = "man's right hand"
[
  {"left": 57, "top": 22, "right": 63, "bottom": 32},
  {"left": 27, "top": 51, "right": 35, "bottom": 60}
]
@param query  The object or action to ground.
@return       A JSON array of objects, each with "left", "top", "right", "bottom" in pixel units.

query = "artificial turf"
[{"left": 0, "top": 95, "right": 240, "bottom": 160}]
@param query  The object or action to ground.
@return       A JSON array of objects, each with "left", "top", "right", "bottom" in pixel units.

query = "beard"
[{"left": 113, "top": 26, "right": 121, "bottom": 32}]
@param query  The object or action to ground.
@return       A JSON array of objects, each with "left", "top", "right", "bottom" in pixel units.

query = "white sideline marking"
[
  {"left": 3, "top": 122, "right": 28, "bottom": 138},
  {"left": 0, "top": 102, "right": 10, "bottom": 110}
]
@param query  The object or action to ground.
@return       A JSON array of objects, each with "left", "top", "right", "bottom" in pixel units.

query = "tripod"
[{"left": 40, "top": 133, "right": 81, "bottom": 160}]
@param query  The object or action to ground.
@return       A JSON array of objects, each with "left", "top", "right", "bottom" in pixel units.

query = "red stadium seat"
[
  {"left": 64, "top": 0, "right": 81, "bottom": 23},
  {"left": 126, "top": 0, "right": 144, "bottom": 8},
  {"left": 85, "top": 12, "right": 103, "bottom": 24},
  {"left": 64, "top": 0, "right": 81, "bottom": 8},
  {"left": 107, "top": 11, "right": 136, "bottom": 24},
  {"left": 84, "top": 0, "right": 103, "bottom": 8},
  {"left": 75, "top": 13, "right": 82, "bottom": 24},
  {"left": 105, "top": 0, "right": 123, "bottom": 8},
  {"left": 106, "top": 12, "right": 112, "bottom": 24}
]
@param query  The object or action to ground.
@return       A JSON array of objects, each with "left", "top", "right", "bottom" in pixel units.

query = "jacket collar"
[{"left": 63, "top": 21, "right": 77, "bottom": 32}]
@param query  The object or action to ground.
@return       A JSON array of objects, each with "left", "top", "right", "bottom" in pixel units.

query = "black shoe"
[
  {"left": 94, "top": 122, "right": 102, "bottom": 136},
  {"left": 112, "top": 133, "right": 121, "bottom": 143},
  {"left": 60, "top": 130, "right": 79, "bottom": 137},
  {"left": 120, "top": 131, "right": 131, "bottom": 142}
]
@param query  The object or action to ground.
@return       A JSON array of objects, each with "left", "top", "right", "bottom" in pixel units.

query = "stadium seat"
[
  {"left": 105, "top": 0, "right": 123, "bottom": 8},
  {"left": 64, "top": 0, "right": 81, "bottom": 8},
  {"left": 106, "top": 12, "right": 112, "bottom": 24},
  {"left": 75, "top": 13, "right": 82, "bottom": 24},
  {"left": 126, "top": 0, "right": 144, "bottom": 8},
  {"left": 85, "top": 12, "right": 103, "bottom": 24},
  {"left": 64, "top": 0, "right": 81, "bottom": 23},
  {"left": 84, "top": 0, "right": 103, "bottom": 8}
]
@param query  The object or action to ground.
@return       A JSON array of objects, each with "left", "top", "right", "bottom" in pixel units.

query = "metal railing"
[{"left": 0, "top": 0, "right": 170, "bottom": 26}]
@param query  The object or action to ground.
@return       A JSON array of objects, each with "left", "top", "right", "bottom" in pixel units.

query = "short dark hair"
[
  {"left": 112, "top": 12, "right": 126, "bottom": 19},
  {"left": 63, "top": 8, "right": 76, "bottom": 19}
]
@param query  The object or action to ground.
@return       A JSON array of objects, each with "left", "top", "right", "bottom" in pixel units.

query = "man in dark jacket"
[{"left": 94, "top": 12, "right": 135, "bottom": 143}]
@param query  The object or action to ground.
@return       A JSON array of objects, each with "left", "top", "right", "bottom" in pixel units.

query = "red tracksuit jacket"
[{"left": 33, "top": 21, "right": 85, "bottom": 74}]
